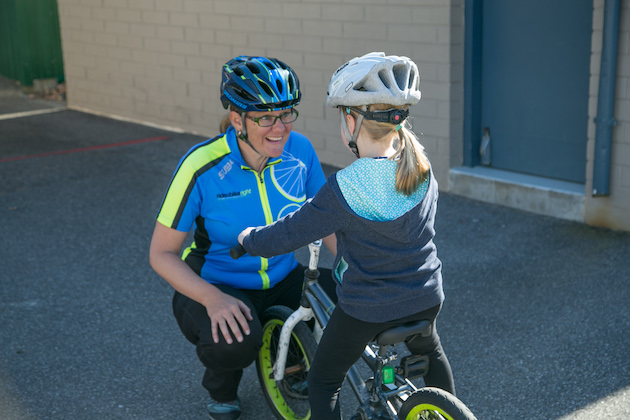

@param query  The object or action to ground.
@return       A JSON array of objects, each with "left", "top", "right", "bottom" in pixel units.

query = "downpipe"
[{"left": 592, "top": 0, "right": 621, "bottom": 196}]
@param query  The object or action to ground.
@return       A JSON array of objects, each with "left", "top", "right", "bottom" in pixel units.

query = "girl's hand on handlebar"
[
  {"left": 204, "top": 291, "right": 253, "bottom": 345},
  {"left": 238, "top": 227, "right": 255, "bottom": 245}
]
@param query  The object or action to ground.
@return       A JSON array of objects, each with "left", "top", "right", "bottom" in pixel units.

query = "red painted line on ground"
[{"left": 0, "top": 135, "right": 169, "bottom": 163}]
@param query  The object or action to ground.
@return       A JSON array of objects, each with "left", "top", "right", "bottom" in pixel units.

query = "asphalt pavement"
[{"left": 1, "top": 76, "right": 629, "bottom": 419}]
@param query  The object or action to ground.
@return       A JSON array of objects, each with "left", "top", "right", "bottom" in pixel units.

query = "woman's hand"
[
  {"left": 238, "top": 227, "right": 256, "bottom": 245},
  {"left": 202, "top": 290, "right": 253, "bottom": 345}
]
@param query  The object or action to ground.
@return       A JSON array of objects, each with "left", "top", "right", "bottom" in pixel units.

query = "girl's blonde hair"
[{"left": 350, "top": 104, "right": 430, "bottom": 196}]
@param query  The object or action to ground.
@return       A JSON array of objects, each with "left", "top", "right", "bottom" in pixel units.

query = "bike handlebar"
[
  {"left": 230, "top": 239, "right": 323, "bottom": 262},
  {"left": 230, "top": 243, "right": 247, "bottom": 259}
]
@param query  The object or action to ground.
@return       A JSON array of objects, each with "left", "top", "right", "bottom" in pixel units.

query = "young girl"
[{"left": 238, "top": 52, "right": 455, "bottom": 419}]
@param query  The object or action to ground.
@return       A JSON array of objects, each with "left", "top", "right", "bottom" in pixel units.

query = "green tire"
[
  {"left": 256, "top": 305, "right": 318, "bottom": 420},
  {"left": 398, "top": 387, "right": 477, "bottom": 420}
]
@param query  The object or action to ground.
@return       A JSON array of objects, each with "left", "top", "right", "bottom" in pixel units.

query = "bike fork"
[{"left": 272, "top": 306, "right": 314, "bottom": 381}]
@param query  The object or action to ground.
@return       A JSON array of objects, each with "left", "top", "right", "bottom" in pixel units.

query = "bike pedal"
[{"left": 400, "top": 354, "right": 429, "bottom": 379}]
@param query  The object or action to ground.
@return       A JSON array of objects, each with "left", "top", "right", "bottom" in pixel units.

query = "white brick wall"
[
  {"left": 57, "top": 0, "right": 463, "bottom": 187},
  {"left": 55, "top": 0, "right": 630, "bottom": 231}
]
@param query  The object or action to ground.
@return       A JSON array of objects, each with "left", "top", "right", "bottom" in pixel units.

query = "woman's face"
[{"left": 241, "top": 109, "right": 294, "bottom": 159}]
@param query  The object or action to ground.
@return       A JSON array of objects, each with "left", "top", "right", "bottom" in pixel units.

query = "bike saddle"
[{"left": 375, "top": 320, "right": 432, "bottom": 346}]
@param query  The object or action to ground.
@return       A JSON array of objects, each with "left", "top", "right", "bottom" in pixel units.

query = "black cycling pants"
[
  {"left": 172, "top": 264, "right": 335, "bottom": 402},
  {"left": 306, "top": 304, "right": 455, "bottom": 420}
]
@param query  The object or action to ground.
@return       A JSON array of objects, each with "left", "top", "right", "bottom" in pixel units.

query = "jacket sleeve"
[{"left": 243, "top": 181, "right": 347, "bottom": 258}]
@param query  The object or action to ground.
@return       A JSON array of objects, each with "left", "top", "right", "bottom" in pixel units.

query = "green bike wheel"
[
  {"left": 398, "top": 387, "right": 477, "bottom": 420},
  {"left": 256, "top": 305, "right": 318, "bottom": 420}
]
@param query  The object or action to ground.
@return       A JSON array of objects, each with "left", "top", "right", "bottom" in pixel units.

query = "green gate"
[{"left": 0, "top": 0, "right": 64, "bottom": 86}]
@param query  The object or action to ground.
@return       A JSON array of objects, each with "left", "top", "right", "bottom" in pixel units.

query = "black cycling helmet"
[{"left": 220, "top": 56, "right": 301, "bottom": 112}]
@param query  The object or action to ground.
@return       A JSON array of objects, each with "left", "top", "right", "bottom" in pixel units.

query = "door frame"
[{"left": 463, "top": 0, "right": 483, "bottom": 167}]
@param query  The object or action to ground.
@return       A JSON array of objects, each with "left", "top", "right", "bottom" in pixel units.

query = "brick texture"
[
  {"left": 56, "top": 0, "right": 462, "bottom": 185},
  {"left": 55, "top": 0, "right": 630, "bottom": 230}
]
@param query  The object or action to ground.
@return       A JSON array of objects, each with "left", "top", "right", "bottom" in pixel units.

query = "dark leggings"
[
  {"left": 172, "top": 264, "right": 335, "bottom": 402},
  {"left": 306, "top": 304, "right": 454, "bottom": 420}
]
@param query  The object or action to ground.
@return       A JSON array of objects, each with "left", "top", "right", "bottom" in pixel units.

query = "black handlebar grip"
[{"left": 230, "top": 244, "right": 247, "bottom": 259}]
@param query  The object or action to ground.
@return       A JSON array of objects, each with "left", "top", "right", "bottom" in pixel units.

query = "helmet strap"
[
  {"left": 236, "top": 112, "right": 269, "bottom": 172},
  {"left": 236, "top": 112, "right": 264, "bottom": 161},
  {"left": 340, "top": 106, "right": 365, "bottom": 159}
]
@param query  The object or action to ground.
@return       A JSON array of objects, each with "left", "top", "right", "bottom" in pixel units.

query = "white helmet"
[{"left": 326, "top": 52, "right": 421, "bottom": 108}]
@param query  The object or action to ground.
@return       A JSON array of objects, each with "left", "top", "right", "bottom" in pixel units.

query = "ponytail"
[{"left": 394, "top": 121, "right": 430, "bottom": 196}]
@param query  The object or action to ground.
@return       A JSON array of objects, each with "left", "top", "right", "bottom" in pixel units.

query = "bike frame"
[{"left": 271, "top": 241, "right": 426, "bottom": 419}]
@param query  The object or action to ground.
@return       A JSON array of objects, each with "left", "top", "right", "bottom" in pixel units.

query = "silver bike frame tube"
[
  {"left": 307, "top": 280, "right": 335, "bottom": 314},
  {"left": 305, "top": 289, "right": 330, "bottom": 328}
]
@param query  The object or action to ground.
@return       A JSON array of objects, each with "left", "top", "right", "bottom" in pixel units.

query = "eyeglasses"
[{"left": 246, "top": 109, "right": 299, "bottom": 127}]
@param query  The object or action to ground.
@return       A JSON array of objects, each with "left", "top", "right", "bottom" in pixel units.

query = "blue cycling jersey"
[{"left": 157, "top": 127, "right": 326, "bottom": 290}]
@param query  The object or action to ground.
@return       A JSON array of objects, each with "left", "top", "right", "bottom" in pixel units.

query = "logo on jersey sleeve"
[{"left": 218, "top": 159, "right": 235, "bottom": 180}]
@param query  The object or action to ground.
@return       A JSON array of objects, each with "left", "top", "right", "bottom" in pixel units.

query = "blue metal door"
[{"left": 480, "top": 0, "right": 592, "bottom": 183}]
